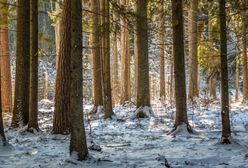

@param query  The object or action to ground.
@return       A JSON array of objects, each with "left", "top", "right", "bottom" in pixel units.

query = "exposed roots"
[
  {"left": 135, "top": 106, "right": 155, "bottom": 118},
  {"left": 167, "top": 123, "right": 196, "bottom": 136}
]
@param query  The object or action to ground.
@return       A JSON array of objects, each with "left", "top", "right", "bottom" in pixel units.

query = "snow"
[{"left": 1, "top": 99, "right": 248, "bottom": 168}]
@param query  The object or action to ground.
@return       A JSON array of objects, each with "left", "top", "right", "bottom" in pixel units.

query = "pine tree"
[
  {"left": 91, "top": 0, "right": 103, "bottom": 114},
  {"left": 69, "top": 0, "right": 88, "bottom": 160},
  {"left": 28, "top": 0, "right": 39, "bottom": 132},
  {"left": 136, "top": 0, "right": 151, "bottom": 117},
  {"left": 170, "top": 0, "right": 192, "bottom": 134},
  {"left": 0, "top": 0, "right": 12, "bottom": 113},
  {"left": 219, "top": 0, "right": 231, "bottom": 144},
  {"left": 53, "top": 0, "right": 71, "bottom": 134},
  {"left": 0, "top": 61, "right": 6, "bottom": 146},
  {"left": 12, "top": 0, "right": 30, "bottom": 127}
]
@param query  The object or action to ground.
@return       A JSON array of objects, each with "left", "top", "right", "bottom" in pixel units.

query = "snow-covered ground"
[{"left": 1, "top": 99, "right": 248, "bottom": 168}]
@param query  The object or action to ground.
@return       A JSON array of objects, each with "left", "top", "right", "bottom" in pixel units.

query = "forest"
[{"left": 0, "top": 0, "right": 248, "bottom": 167}]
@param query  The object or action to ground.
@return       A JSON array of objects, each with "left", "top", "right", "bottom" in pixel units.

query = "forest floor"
[{"left": 1, "top": 98, "right": 248, "bottom": 168}]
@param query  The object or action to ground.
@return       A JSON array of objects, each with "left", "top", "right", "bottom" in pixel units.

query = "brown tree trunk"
[
  {"left": 136, "top": 0, "right": 150, "bottom": 110},
  {"left": 0, "top": 59, "right": 6, "bottom": 145},
  {"left": 209, "top": 73, "right": 217, "bottom": 99},
  {"left": 12, "top": 0, "right": 30, "bottom": 127},
  {"left": 53, "top": 0, "right": 71, "bottom": 134},
  {"left": 112, "top": 6, "right": 119, "bottom": 104},
  {"left": 219, "top": 0, "right": 231, "bottom": 143},
  {"left": 28, "top": 0, "right": 39, "bottom": 131},
  {"left": 0, "top": 0, "right": 12, "bottom": 113},
  {"left": 188, "top": 0, "right": 199, "bottom": 101},
  {"left": 69, "top": 0, "right": 88, "bottom": 160},
  {"left": 159, "top": 1, "right": 166, "bottom": 100},
  {"left": 170, "top": 0, "right": 192, "bottom": 133},
  {"left": 43, "top": 70, "right": 48, "bottom": 99},
  {"left": 100, "top": 0, "right": 114, "bottom": 118},
  {"left": 241, "top": 0, "right": 248, "bottom": 102},
  {"left": 54, "top": 1, "right": 62, "bottom": 69},
  {"left": 235, "top": 56, "right": 239, "bottom": 101},
  {"left": 120, "top": 0, "right": 130, "bottom": 103},
  {"left": 91, "top": 0, "right": 103, "bottom": 113}
]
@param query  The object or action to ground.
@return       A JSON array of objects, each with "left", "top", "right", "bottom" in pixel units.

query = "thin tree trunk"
[
  {"left": 69, "top": 0, "right": 88, "bottom": 160},
  {"left": 91, "top": 0, "right": 103, "bottom": 113},
  {"left": 43, "top": 70, "right": 48, "bottom": 99},
  {"left": 235, "top": 56, "right": 239, "bottom": 101},
  {"left": 159, "top": 1, "right": 166, "bottom": 100},
  {"left": 100, "top": 0, "right": 114, "bottom": 118},
  {"left": 219, "top": 0, "right": 231, "bottom": 143},
  {"left": 241, "top": 0, "right": 248, "bottom": 102},
  {"left": 188, "top": 0, "right": 199, "bottom": 101},
  {"left": 54, "top": 1, "right": 62, "bottom": 69},
  {"left": 53, "top": 0, "right": 71, "bottom": 134},
  {"left": 171, "top": 0, "right": 191, "bottom": 132},
  {"left": 136, "top": 0, "right": 150, "bottom": 110},
  {"left": 28, "top": 0, "right": 39, "bottom": 131},
  {"left": 120, "top": 0, "right": 130, "bottom": 103},
  {"left": 0, "top": 58, "right": 6, "bottom": 145},
  {"left": 0, "top": 0, "right": 12, "bottom": 113},
  {"left": 12, "top": 0, "right": 30, "bottom": 127},
  {"left": 209, "top": 73, "right": 217, "bottom": 99}
]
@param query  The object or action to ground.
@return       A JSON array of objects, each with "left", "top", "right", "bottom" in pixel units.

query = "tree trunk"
[
  {"left": 188, "top": 0, "right": 199, "bottom": 101},
  {"left": 12, "top": 0, "right": 30, "bottom": 127},
  {"left": 69, "top": 0, "right": 88, "bottom": 160},
  {"left": 241, "top": 0, "right": 248, "bottom": 102},
  {"left": 209, "top": 73, "right": 217, "bottom": 99},
  {"left": 120, "top": 0, "right": 130, "bottom": 103},
  {"left": 91, "top": 0, "right": 103, "bottom": 113},
  {"left": 171, "top": 0, "right": 191, "bottom": 133},
  {"left": 54, "top": 1, "right": 62, "bottom": 69},
  {"left": 159, "top": 1, "right": 166, "bottom": 100},
  {"left": 235, "top": 56, "right": 239, "bottom": 101},
  {"left": 53, "top": 0, "right": 71, "bottom": 134},
  {"left": 43, "top": 70, "right": 48, "bottom": 99},
  {"left": 100, "top": 0, "right": 114, "bottom": 118},
  {"left": 136, "top": 0, "right": 150, "bottom": 110},
  {"left": 28, "top": 0, "right": 39, "bottom": 131},
  {"left": 0, "top": 58, "right": 6, "bottom": 146},
  {"left": 219, "top": 0, "right": 231, "bottom": 143},
  {"left": 112, "top": 6, "right": 119, "bottom": 104},
  {"left": 0, "top": 0, "right": 12, "bottom": 113}
]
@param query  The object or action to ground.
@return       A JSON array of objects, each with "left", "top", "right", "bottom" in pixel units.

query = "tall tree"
[
  {"left": 159, "top": 1, "right": 166, "bottom": 100},
  {"left": 170, "top": 0, "right": 192, "bottom": 133},
  {"left": 219, "top": 0, "right": 231, "bottom": 143},
  {"left": 69, "top": 0, "right": 88, "bottom": 160},
  {"left": 91, "top": 0, "right": 103, "bottom": 114},
  {"left": 136, "top": 0, "right": 151, "bottom": 115},
  {"left": 188, "top": 0, "right": 199, "bottom": 101},
  {"left": 100, "top": 0, "right": 114, "bottom": 118},
  {"left": 12, "top": 0, "right": 30, "bottom": 127},
  {"left": 0, "top": 0, "right": 12, "bottom": 113},
  {"left": 53, "top": 0, "right": 71, "bottom": 134},
  {"left": 28, "top": 0, "right": 39, "bottom": 131},
  {"left": 0, "top": 61, "right": 6, "bottom": 146},
  {"left": 120, "top": 0, "right": 131, "bottom": 103},
  {"left": 241, "top": 0, "right": 248, "bottom": 102}
]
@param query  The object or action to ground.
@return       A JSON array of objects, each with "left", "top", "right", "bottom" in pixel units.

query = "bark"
[
  {"left": 12, "top": 0, "right": 30, "bottom": 127},
  {"left": 43, "top": 70, "right": 48, "bottom": 99},
  {"left": 28, "top": 0, "right": 39, "bottom": 131},
  {"left": 53, "top": 0, "right": 71, "bottom": 134},
  {"left": 171, "top": 0, "right": 191, "bottom": 131},
  {"left": 188, "top": 0, "right": 199, "bottom": 101},
  {"left": 91, "top": 0, "right": 103, "bottom": 113},
  {"left": 69, "top": 0, "right": 88, "bottom": 160},
  {"left": 241, "top": 0, "right": 248, "bottom": 102},
  {"left": 0, "top": 58, "right": 6, "bottom": 145},
  {"left": 159, "top": 1, "right": 166, "bottom": 100},
  {"left": 100, "top": 0, "right": 114, "bottom": 118},
  {"left": 235, "top": 56, "right": 239, "bottom": 101},
  {"left": 209, "top": 73, "right": 217, "bottom": 99},
  {"left": 136, "top": 0, "right": 150, "bottom": 109},
  {"left": 54, "top": 1, "right": 62, "bottom": 69},
  {"left": 120, "top": 0, "right": 130, "bottom": 103},
  {"left": 219, "top": 0, "right": 231, "bottom": 143},
  {"left": 0, "top": 0, "right": 12, "bottom": 113}
]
